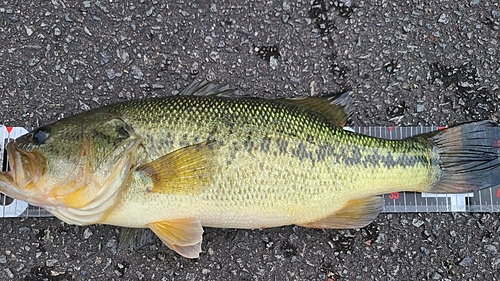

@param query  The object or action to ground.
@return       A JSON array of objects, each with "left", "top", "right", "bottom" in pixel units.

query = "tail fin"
[{"left": 422, "top": 120, "right": 500, "bottom": 193}]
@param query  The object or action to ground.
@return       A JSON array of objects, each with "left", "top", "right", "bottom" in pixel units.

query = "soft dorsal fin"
[
  {"left": 178, "top": 80, "right": 241, "bottom": 97},
  {"left": 137, "top": 141, "right": 216, "bottom": 194},
  {"left": 148, "top": 217, "right": 204, "bottom": 258},
  {"left": 298, "top": 196, "right": 383, "bottom": 229},
  {"left": 281, "top": 91, "right": 355, "bottom": 127}
]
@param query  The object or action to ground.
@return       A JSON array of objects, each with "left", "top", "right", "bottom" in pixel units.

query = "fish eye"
[{"left": 32, "top": 127, "right": 50, "bottom": 144}]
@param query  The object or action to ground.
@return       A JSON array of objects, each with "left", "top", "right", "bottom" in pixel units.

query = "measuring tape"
[{"left": 1, "top": 125, "right": 500, "bottom": 218}]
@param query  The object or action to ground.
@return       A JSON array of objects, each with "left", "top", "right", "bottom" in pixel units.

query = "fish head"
[{"left": 0, "top": 112, "right": 144, "bottom": 217}]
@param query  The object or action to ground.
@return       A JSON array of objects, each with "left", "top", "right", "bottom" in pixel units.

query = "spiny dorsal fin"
[
  {"left": 137, "top": 141, "right": 216, "bottom": 194},
  {"left": 281, "top": 91, "right": 355, "bottom": 127},
  {"left": 178, "top": 80, "right": 241, "bottom": 97},
  {"left": 298, "top": 196, "right": 383, "bottom": 229},
  {"left": 148, "top": 217, "right": 204, "bottom": 258}
]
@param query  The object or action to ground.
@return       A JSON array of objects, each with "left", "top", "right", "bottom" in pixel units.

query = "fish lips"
[{"left": 1, "top": 141, "right": 47, "bottom": 197}]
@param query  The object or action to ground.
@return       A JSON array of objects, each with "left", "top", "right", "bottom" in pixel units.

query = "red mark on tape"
[
  {"left": 493, "top": 140, "right": 500, "bottom": 149},
  {"left": 6, "top": 127, "right": 13, "bottom": 134},
  {"left": 389, "top": 192, "right": 400, "bottom": 200}
]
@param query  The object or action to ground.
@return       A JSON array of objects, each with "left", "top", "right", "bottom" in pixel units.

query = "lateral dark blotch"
[
  {"left": 259, "top": 139, "right": 271, "bottom": 152},
  {"left": 341, "top": 145, "right": 363, "bottom": 166},
  {"left": 315, "top": 144, "right": 330, "bottom": 162},
  {"left": 276, "top": 139, "right": 289, "bottom": 154},
  {"left": 291, "top": 142, "right": 314, "bottom": 161}
]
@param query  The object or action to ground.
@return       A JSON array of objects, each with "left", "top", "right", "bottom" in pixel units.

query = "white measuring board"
[{"left": 1, "top": 125, "right": 500, "bottom": 218}]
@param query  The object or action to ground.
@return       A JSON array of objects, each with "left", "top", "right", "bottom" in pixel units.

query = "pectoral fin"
[
  {"left": 299, "top": 196, "right": 383, "bottom": 229},
  {"left": 148, "top": 217, "right": 204, "bottom": 258},
  {"left": 137, "top": 142, "right": 215, "bottom": 194}
]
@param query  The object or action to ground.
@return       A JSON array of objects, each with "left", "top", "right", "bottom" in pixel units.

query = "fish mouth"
[{"left": 1, "top": 141, "right": 46, "bottom": 196}]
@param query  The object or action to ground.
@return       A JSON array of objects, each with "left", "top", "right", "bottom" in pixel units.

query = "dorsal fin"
[
  {"left": 178, "top": 80, "right": 241, "bottom": 97},
  {"left": 281, "top": 91, "right": 355, "bottom": 127}
]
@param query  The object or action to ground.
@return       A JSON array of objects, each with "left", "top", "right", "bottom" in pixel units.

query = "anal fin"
[
  {"left": 299, "top": 196, "right": 383, "bottom": 229},
  {"left": 148, "top": 217, "right": 204, "bottom": 258}
]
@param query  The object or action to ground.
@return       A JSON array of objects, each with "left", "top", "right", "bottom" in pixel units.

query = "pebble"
[
  {"left": 412, "top": 218, "right": 424, "bottom": 227},
  {"left": 459, "top": 256, "right": 472, "bottom": 267},
  {"left": 83, "top": 228, "right": 93, "bottom": 239},
  {"left": 484, "top": 245, "right": 497, "bottom": 254},
  {"left": 131, "top": 65, "right": 144, "bottom": 80},
  {"left": 25, "top": 26, "right": 33, "bottom": 36},
  {"left": 46, "top": 259, "right": 58, "bottom": 267},
  {"left": 105, "top": 69, "right": 116, "bottom": 79},
  {"left": 3, "top": 268, "right": 14, "bottom": 278},
  {"left": 438, "top": 13, "right": 449, "bottom": 24}
]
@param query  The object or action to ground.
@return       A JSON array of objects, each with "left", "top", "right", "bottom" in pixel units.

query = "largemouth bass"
[{"left": 1, "top": 81, "right": 499, "bottom": 258}]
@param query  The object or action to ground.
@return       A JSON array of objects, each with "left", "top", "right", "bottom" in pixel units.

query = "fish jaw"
[
  {"left": 7, "top": 141, "right": 46, "bottom": 192},
  {"left": 0, "top": 142, "right": 52, "bottom": 205}
]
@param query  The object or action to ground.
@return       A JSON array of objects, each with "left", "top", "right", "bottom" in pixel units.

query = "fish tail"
[{"left": 420, "top": 120, "right": 500, "bottom": 193}]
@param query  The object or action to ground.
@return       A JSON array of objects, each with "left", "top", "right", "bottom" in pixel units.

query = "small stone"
[
  {"left": 100, "top": 51, "right": 111, "bottom": 65},
  {"left": 105, "top": 69, "right": 116, "bottom": 79},
  {"left": 25, "top": 26, "right": 33, "bottom": 36},
  {"left": 54, "top": 27, "right": 61, "bottom": 36},
  {"left": 412, "top": 218, "right": 424, "bottom": 227},
  {"left": 484, "top": 245, "right": 497, "bottom": 254},
  {"left": 117, "top": 50, "right": 129, "bottom": 63},
  {"left": 0, "top": 255, "right": 6, "bottom": 264},
  {"left": 83, "top": 228, "right": 93, "bottom": 239},
  {"left": 459, "top": 256, "right": 472, "bottom": 267},
  {"left": 202, "top": 268, "right": 211, "bottom": 274},
  {"left": 438, "top": 13, "right": 449, "bottom": 24},
  {"left": 470, "top": 0, "right": 479, "bottom": 5},
  {"left": 106, "top": 237, "right": 117, "bottom": 255},
  {"left": 209, "top": 51, "right": 220, "bottom": 60},
  {"left": 16, "top": 77, "right": 27, "bottom": 88},
  {"left": 210, "top": 3, "right": 217, "bottom": 13},
  {"left": 421, "top": 247, "right": 430, "bottom": 256},
  {"left": 131, "top": 65, "right": 144, "bottom": 80},
  {"left": 46, "top": 259, "right": 58, "bottom": 267},
  {"left": 416, "top": 104, "right": 425, "bottom": 112},
  {"left": 432, "top": 272, "right": 442, "bottom": 280},
  {"left": 3, "top": 268, "right": 14, "bottom": 278},
  {"left": 29, "top": 57, "right": 40, "bottom": 66},
  {"left": 84, "top": 26, "right": 92, "bottom": 36},
  {"left": 95, "top": 0, "right": 109, "bottom": 13},
  {"left": 79, "top": 101, "right": 91, "bottom": 111},
  {"left": 269, "top": 56, "right": 278, "bottom": 70},
  {"left": 374, "top": 233, "right": 385, "bottom": 243}
]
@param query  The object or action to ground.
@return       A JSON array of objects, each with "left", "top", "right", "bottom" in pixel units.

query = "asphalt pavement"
[{"left": 1, "top": 0, "right": 500, "bottom": 280}]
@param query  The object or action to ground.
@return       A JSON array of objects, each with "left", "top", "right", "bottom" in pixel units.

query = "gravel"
[{"left": 1, "top": 0, "right": 500, "bottom": 280}]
